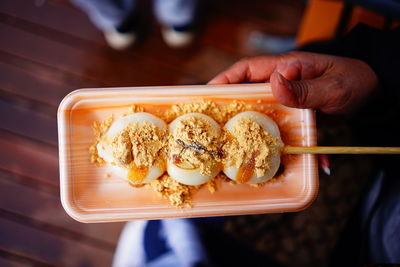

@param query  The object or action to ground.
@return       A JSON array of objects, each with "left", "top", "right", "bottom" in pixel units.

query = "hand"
[{"left": 208, "top": 52, "right": 378, "bottom": 114}]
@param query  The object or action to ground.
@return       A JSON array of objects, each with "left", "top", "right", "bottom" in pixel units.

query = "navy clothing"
[{"left": 301, "top": 24, "right": 400, "bottom": 97}]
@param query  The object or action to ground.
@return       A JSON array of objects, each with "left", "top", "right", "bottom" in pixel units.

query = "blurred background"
[{"left": 0, "top": 0, "right": 398, "bottom": 266}]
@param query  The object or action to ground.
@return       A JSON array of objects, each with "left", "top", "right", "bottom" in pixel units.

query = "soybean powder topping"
[
  {"left": 89, "top": 115, "right": 113, "bottom": 166},
  {"left": 90, "top": 100, "right": 282, "bottom": 208},
  {"left": 223, "top": 117, "right": 282, "bottom": 177},
  {"left": 145, "top": 174, "right": 199, "bottom": 208},
  {"left": 112, "top": 122, "right": 166, "bottom": 167},
  {"left": 169, "top": 116, "right": 220, "bottom": 176},
  {"left": 164, "top": 100, "right": 251, "bottom": 124}
]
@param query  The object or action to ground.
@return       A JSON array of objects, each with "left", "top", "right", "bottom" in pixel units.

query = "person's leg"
[
  {"left": 153, "top": 0, "right": 197, "bottom": 29},
  {"left": 71, "top": 0, "right": 136, "bottom": 32},
  {"left": 71, "top": 0, "right": 138, "bottom": 49},
  {"left": 161, "top": 219, "right": 211, "bottom": 266},
  {"left": 112, "top": 220, "right": 147, "bottom": 267},
  {"left": 112, "top": 219, "right": 211, "bottom": 267},
  {"left": 153, "top": 0, "right": 198, "bottom": 47}
]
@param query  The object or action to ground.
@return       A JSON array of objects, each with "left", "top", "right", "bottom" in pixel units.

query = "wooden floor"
[{"left": 0, "top": 0, "right": 304, "bottom": 266}]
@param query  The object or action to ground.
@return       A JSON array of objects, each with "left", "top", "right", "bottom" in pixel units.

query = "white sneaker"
[
  {"left": 161, "top": 27, "right": 194, "bottom": 48},
  {"left": 104, "top": 28, "right": 136, "bottom": 50}
]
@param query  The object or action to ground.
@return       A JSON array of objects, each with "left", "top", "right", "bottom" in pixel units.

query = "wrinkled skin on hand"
[{"left": 209, "top": 52, "right": 378, "bottom": 114}]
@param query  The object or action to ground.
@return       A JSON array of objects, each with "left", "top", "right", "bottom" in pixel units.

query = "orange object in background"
[
  {"left": 296, "top": 0, "right": 344, "bottom": 47},
  {"left": 296, "top": 0, "right": 397, "bottom": 47}
]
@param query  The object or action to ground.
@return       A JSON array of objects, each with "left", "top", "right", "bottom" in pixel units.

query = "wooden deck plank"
[
  {"left": 0, "top": 0, "right": 104, "bottom": 44},
  {"left": 0, "top": 54, "right": 103, "bottom": 110},
  {"left": 0, "top": 61, "right": 68, "bottom": 107},
  {"left": 0, "top": 0, "right": 303, "bottom": 69},
  {"left": 0, "top": 0, "right": 229, "bottom": 82},
  {"left": 0, "top": 250, "right": 49, "bottom": 267},
  {"left": 0, "top": 21, "right": 173, "bottom": 86},
  {"left": 0, "top": 131, "right": 59, "bottom": 185},
  {"left": 0, "top": 216, "right": 114, "bottom": 267},
  {"left": 0, "top": 49, "right": 105, "bottom": 89},
  {"left": 0, "top": 171, "right": 123, "bottom": 246},
  {"left": 0, "top": 259, "right": 27, "bottom": 267},
  {"left": 0, "top": 0, "right": 201, "bottom": 67},
  {"left": 0, "top": 98, "right": 57, "bottom": 145},
  {"left": 0, "top": 3, "right": 202, "bottom": 85},
  {"left": 0, "top": 50, "right": 104, "bottom": 115}
]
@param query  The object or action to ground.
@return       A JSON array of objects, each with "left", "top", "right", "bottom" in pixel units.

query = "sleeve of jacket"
[
  {"left": 300, "top": 23, "right": 400, "bottom": 93},
  {"left": 300, "top": 24, "right": 400, "bottom": 148}
]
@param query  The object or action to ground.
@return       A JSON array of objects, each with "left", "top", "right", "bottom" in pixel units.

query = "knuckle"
[
  {"left": 294, "top": 81, "right": 310, "bottom": 106},
  {"left": 333, "top": 89, "right": 352, "bottom": 112},
  {"left": 330, "top": 74, "right": 345, "bottom": 89},
  {"left": 323, "top": 75, "right": 352, "bottom": 113}
]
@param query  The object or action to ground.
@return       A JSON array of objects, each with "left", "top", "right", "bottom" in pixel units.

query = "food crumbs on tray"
[
  {"left": 128, "top": 105, "right": 144, "bottom": 114},
  {"left": 89, "top": 115, "right": 113, "bottom": 166},
  {"left": 227, "top": 180, "right": 237, "bottom": 185},
  {"left": 205, "top": 174, "right": 226, "bottom": 193},
  {"left": 104, "top": 173, "right": 111, "bottom": 178},
  {"left": 91, "top": 100, "right": 285, "bottom": 208},
  {"left": 122, "top": 105, "right": 145, "bottom": 116},
  {"left": 249, "top": 176, "right": 282, "bottom": 187},
  {"left": 145, "top": 174, "right": 199, "bottom": 208}
]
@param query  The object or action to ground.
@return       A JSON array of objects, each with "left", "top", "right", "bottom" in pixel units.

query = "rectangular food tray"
[{"left": 58, "top": 84, "right": 318, "bottom": 222}]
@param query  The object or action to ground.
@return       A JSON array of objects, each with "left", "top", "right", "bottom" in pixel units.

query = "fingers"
[
  {"left": 207, "top": 60, "right": 249, "bottom": 84},
  {"left": 208, "top": 53, "right": 331, "bottom": 110},
  {"left": 271, "top": 70, "right": 332, "bottom": 111},
  {"left": 208, "top": 52, "right": 331, "bottom": 85},
  {"left": 208, "top": 56, "right": 279, "bottom": 84},
  {"left": 270, "top": 71, "right": 299, "bottom": 106},
  {"left": 208, "top": 52, "right": 376, "bottom": 114}
]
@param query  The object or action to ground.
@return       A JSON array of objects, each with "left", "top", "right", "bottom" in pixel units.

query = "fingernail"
[
  {"left": 275, "top": 70, "right": 292, "bottom": 91},
  {"left": 275, "top": 70, "right": 283, "bottom": 83},
  {"left": 319, "top": 154, "right": 331, "bottom": 175},
  {"left": 207, "top": 79, "right": 216, "bottom": 85}
]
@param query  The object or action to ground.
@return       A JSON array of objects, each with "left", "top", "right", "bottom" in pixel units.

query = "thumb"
[{"left": 270, "top": 70, "right": 327, "bottom": 110}]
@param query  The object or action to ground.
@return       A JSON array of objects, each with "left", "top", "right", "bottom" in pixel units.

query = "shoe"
[
  {"left": 161, "top": 25, "right": 194, "bottom": 48},
  {"left": 104, "top": 28, "right": 136, "bottom": 50}
]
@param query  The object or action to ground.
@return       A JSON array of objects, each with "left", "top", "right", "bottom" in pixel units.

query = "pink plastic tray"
[{"left": 58, "top": 84, "right": 318, "bottom": 222}]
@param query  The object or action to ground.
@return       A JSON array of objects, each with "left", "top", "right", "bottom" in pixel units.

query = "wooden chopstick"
[{"left": 282, "top": 146, "right": 400, "bottom": 155}]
